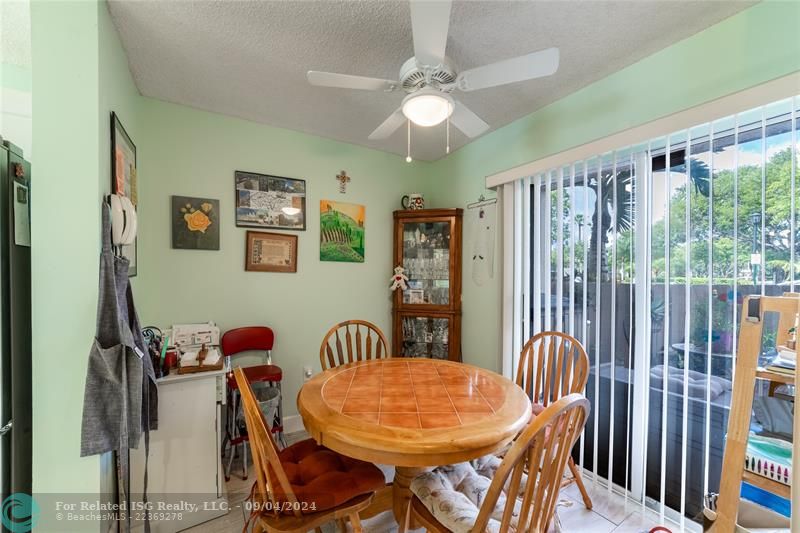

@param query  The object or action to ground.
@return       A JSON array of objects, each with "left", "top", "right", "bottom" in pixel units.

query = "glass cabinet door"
[
  {"left": 401, "top": 221, "right": 451, "bottom": 305},
  {"left": 400, "top": 316, "right": 450, "bottom": 359}
]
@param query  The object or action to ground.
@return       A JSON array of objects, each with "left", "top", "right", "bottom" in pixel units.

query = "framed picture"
[
  {"left": 171, "top": 196, "right": 220, "bottom": 250},
  {"left": 406, "top": 289, "right": 425, "bottom": 304},
  {"left": 320, "top": 200, "right": 365, "bottom": 263},
  {"left": 245, "top": 231, "right": 298, "bottom": 273},
  {"left": 235, "top": 171, "right": 306, "bottom": 230},
  {"left": 111, "top": 111, "right": 138, "bottom": 275}
]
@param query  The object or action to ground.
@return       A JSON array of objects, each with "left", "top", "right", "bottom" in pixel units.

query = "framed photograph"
[
  {"left": 171, "top": 196, "right": 220, "bottom": 250},
  {"left": 235, "top": 171, "right": 306, "bottom": 230},
  {"left": 111, "top": 111, "right": 138, "bottom": 275},
  {"left": 245, "top": 231, "right": 298, "bottom": 273},
  {"left": 319, "top": 200, "right": 365, "bottom": 263},
  {"left": 406, "top": 289, "right": 425, "bottom": 304}
]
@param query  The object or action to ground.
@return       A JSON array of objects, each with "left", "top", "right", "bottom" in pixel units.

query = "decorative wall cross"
[{"left": 336, "top": 170, "right": 350, "bottom": 194}]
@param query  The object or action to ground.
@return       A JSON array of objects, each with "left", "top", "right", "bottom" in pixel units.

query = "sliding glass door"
[{"left": 522, "top": 95, "right": 798, "bottom": 527}]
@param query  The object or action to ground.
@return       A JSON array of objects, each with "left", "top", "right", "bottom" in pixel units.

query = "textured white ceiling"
[
  {"left": 108, "top": 0, "right": 752, "bottom": 161},
  {"left": 1, "top": 0, "right": 31, "bottom": 68}
]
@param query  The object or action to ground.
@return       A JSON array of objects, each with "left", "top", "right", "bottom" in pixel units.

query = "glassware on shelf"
[
  {"left": 400, "top": 316, "right": 450, "bottom": 359},
  {"left": 401, "top": 221, "right": 451, "bottom": 306}
]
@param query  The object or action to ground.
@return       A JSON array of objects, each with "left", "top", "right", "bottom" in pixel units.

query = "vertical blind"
[{"left": 501, "top": 94, "right": 799, "bottom": 528}]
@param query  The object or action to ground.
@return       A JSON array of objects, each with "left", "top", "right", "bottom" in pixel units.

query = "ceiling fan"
[{"left": 307, "top": 0, "right": 559, "bottom": 150}]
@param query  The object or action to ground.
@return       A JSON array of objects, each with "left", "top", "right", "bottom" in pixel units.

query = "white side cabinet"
[{"left": 131, "top": 369, "right": 229, "bottom": 532}]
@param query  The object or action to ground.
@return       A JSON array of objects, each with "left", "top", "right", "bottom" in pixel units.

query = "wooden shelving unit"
[
  {"left": 741, "top": 470, "right": 791, "bottom": 500},
  {"left": 711, "top": 294, "right": 797, "bottom": 532},
  {"left": 392, "top": 209, "right": 463, "bottom": 361},
  {"left": 755, "top": 368, "right": 795, "bottom": 385}
]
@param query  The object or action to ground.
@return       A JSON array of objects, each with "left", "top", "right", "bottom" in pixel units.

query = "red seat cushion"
[
  {"left": 228, "top": 365, "right": 283, "bottom": 389},
  {"left": 274, "top": 438, "right": 385, "bottom": 513}
]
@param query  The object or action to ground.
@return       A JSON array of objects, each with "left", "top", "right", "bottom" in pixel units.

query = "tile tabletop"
[{"left": 321, "top": 359, "right": 509, "bottom": 430}]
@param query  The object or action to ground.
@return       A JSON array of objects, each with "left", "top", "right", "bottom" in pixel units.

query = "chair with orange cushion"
[
  {"left": 319, "top": 320, "right": 390, "bottom": 371},
  {"left": 222, "top": 326, "right": 285, "bottom": 481},
  {"left": 234, "top": 367, "right": 386, "bottom": 533},
  {"left": 405, "top": 394, "right": 590, "bottom": 533}
]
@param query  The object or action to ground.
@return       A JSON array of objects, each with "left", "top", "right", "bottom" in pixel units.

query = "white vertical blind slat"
[
  {"left": 557, "top": 168, "right": 565, "bottom": 333},
  {"left": 608, "top": 153, "right": 618, "bottom": 492},
  {"left": 579, "top": 163, "right": 589, "bottom": 474},
  {"left": 631, "top": 148, "right": 652, "bottom": 503},
  {"left": 522, "top": 175, "right": 532, "bottom": 371},
  {"left": 624, "top": 151, "right": 635, "bottom": 498},
  {"left": 569, "top": 165, "right": 576, "bottom": 339},
  {"left": 761, "top": 107, "right": 767, "bottom": 295},
  {"left": 546, "top": 175, "right": 552, "bottom": 332},
  {"left": 501, "top": 183, "right": 516, "bottom": 377},
  {"left": 593, "top": 156, "right": 602, "bottom": 490},
  {"left": 660, "top": 137, "right": 672, "bottom": 520},
  {"left": 533, "top": 175, "right": 542, "bottom": 339},
  {"left": 679, "top": 129, "right": 693, "bottom": 530},
  {"left": 703, "top": 122, "right": 716, "bottom": 496},
  {"left": 512, "top": 180, "right": 524, "bottom": 371},
  {"left": 792, "top": 98, "right": 797, "bottom": 292}
]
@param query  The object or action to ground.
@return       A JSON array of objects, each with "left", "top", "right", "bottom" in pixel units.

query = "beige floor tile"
[
  {"left": 553, "top": 499, "right": 618, "bottom": 533},
  {"left": 609, "top": 507, "right": 672, "bottom": 532},
  {"left": 561, "top": 483, "right": 635, "bottom": 525}
]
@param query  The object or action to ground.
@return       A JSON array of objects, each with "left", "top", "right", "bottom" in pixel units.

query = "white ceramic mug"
[{"left": 401, "top": 193, "right": 425, "bottom": 210}]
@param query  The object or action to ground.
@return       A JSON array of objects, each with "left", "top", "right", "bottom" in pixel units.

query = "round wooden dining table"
[{"left": 297, "top": 357, "right": 532, "bottom": 525}]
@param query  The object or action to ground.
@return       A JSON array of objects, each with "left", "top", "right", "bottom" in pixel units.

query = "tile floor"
[{"left": 185, "top": 432, "right": 679, "bottom": 533}]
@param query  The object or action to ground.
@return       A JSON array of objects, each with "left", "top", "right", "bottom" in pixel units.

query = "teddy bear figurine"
[{"left": 390, "top": 265, "right": 409, "bottom": 291}]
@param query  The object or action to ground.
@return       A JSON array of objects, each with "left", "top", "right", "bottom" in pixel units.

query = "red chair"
[{"left": 221, "top": 326, "right": 285, "bottom": 481}]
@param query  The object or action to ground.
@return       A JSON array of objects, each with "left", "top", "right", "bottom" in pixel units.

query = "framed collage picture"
[{"left": 235, "top": 171, "right": 306, "bottom": 230}]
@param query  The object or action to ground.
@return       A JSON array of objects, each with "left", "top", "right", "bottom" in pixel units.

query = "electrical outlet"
[{"left": 303, "top": 365, "right": 313, "bottom": 382}]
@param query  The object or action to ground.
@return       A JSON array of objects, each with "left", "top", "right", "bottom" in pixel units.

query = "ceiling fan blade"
[
  {"left": 307, "top": 71, "right": 397, "bottom": 91},
  {"left": 456, "top": 47, "right": 559, "bottom": 92},
  {"left": 410, "top": 0, "right": 452, "bottom": 67},
  {"left": 368, "top": 109, "right": 406, "bottom": 140},
  {"left": 449, "top": 101, "right": 489, "bottom": 138}
]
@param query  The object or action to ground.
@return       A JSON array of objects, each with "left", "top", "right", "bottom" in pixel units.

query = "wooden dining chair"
[
  {"left": 406, "top": 394, "right": 590, "bottom": 533},
  {"left": 319, "top": 320, "right": 390, "bottom": 370},
  {"left": 234, "top": 367, "right": 386, "bottom": 533},
  {"left": 516, "top": 331, "right": 592, "bottom": 509}
]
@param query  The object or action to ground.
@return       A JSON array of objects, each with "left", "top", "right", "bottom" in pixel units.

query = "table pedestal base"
[{"left": 393, "top": 466, "right": 428, "bottom": 531}]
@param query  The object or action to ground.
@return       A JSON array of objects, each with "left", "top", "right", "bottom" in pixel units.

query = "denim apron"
[{"left": 80, "top": 205, "right": 157, "bottom": 531}]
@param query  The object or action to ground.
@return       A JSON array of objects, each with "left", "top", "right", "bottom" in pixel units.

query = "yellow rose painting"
[
  {"left": 184, "top": 209, "right": 212, "bottom": 233},
  {"left": 172, "top": 196, "right": 220, "bottom": 250}
]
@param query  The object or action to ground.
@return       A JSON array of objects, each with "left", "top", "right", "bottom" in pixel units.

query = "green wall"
[
  {"left": 135, "top": 98, "right": 424, "bottom": 417},
  {"left": 31, "top": 0, "right": 103, "bottom": 496},
  {"left": 31, "top": 0, "right": 142, "bottom": 498},
  {"left": 426, "top": 0, "right": 800, "bottom": 373}
]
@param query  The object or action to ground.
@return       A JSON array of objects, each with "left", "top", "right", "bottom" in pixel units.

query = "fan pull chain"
[
  {"left": 446, "top": 117, "right": 450, "bottom": 155},
  {"left": 406, "top": 120, "right": 412, "bottom": 163}
]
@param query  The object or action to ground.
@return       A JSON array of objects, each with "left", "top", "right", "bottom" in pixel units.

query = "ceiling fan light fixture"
[{"left": 401, "top": 89, "right": 454, "bottom": 127}]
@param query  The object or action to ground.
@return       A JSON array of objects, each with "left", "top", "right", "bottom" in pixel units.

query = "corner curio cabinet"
[{"left": 392, "top": 209, "right": 463, "bottom": 361}]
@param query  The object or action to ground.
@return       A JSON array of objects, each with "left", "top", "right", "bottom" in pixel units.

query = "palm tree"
[{"left": 587, "top": 168, "right": 633, "bottom": 279}]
